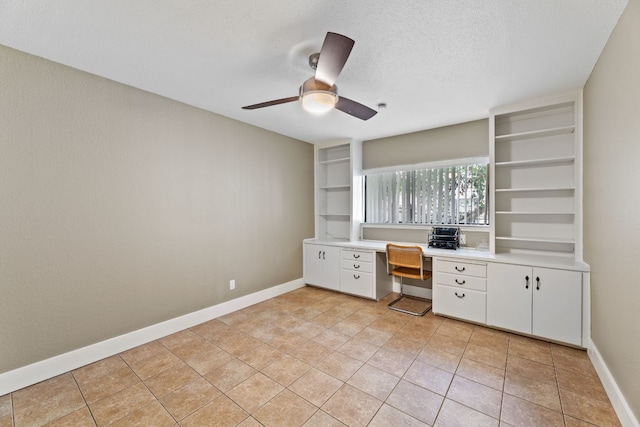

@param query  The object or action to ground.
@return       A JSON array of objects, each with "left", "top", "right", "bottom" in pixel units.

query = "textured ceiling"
[{"left": 0, "top": 1, "right": 629, "bottom": 144}]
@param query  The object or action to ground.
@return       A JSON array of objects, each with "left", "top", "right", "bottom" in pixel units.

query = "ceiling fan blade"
[
  {"left": 315, "top": 32, "right": 354, "bottom": 87},
  {"left": 242, "top": 96, "right": 298, "bottom": 110},
  {"left": 335, "top": 97, "right": 377, "bottom": 120}
]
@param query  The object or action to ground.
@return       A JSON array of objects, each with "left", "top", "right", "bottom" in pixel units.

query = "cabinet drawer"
[
  {"left": 341, "top": 259, "right": 373, "bottom": 273},
  {"left": 435, "top": 272, "right": 486, "bottom": 291},
  {"left": 433, "top": 285, "right": 486, "bottom": 324},
  {"left": 342, "top": 249, "right": 373, "bottom": 263},
  {"left": 436, "top": 259, "right": 487, "bottom": 278},
  {"left": 340, "top": 270, "right": 373, "bottom": 299}
]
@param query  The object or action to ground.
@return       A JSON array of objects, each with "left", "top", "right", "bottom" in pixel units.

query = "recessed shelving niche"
[
  {"left": 315, "top": 141, "right": 358, "bottom": 240},
  {"left": 490, "top": 94, "right": 582, "bottom": 258}
]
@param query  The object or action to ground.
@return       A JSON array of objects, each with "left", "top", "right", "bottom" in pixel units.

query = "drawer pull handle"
[
  {"left": 353, "top": 264, "right": 360, "bottom": 269},
  {"left": 322, "top": 251, "right": 325, "bottom": 260},
  {"left": 525, "top": 276, "right": 529, "bottom": 289},
  {"left": 455, "top": 266, "right": 466, "bottom": 272},
  {"left": 353, "top": 254, "right": 360, "bottom": 259},
  {"left": 455, "top": 292, "right": 466, "bottom": 299},
  {"left": 318, "top": 250, "right": 322, "bottom": 259},
  {"left": 455, "top": 279, "right": 466, "bottom": 285},
  {"left": 536, "top": 276, "right": 541, "bottom": 290},
  {"left": 353, "top": 274, "right": 360, "bottom": 279}
]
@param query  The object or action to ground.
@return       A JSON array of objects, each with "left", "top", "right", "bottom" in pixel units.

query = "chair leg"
[{"left": 387, "top": 278, "right": 432, "bottom": 316}]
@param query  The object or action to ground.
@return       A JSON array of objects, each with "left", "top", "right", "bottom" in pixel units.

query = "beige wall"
[
  {"left": 584, "top": 0, "right": 640, "bottom": 419},
  {"left": 0, "top": 45, "right": 314, "bottom": 373},
  {"left": 362, "top": 119, "right": 488, "bottom": 170},
  {"left": 361, "top": 119, "right": 489, "bottom": 246}
]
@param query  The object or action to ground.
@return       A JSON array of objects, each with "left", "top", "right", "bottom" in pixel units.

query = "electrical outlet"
[
  {"left": 229, "top": 279, "right": 235, "bottom": 290},
  {"left": 460, "top": 234, "right": 467, "bottom": 245}
]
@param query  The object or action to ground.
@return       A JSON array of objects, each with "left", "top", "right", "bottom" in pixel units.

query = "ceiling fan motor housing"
[
  {"left": 300, "top": 77, "right": 337, "bottom": 96},
  {"left": 308, "top": 52, "right": 320, "bottom": 70}
]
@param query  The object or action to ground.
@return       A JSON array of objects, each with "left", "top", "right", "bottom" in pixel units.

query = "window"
[{"left": 365, "top": 160, "right": 489, "bottom": 225}]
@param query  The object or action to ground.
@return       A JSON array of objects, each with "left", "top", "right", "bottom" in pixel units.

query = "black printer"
[{"left": 428, "top": 227, "right": 460, "bottom": 249}]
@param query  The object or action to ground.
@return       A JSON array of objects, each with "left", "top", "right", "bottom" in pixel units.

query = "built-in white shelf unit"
[
  {"left": 490, "top": 93, "right": 583, "bottom": 259},
  {"left": 315, "top": 140, "right": 363, "bottom": 241}
]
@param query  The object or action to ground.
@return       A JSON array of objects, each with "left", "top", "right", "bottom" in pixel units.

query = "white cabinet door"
[
  {"left": 532, "top": 268, "right": 582, "bottom": 345},
  {"left": 303, "top": 244, "right": 340, "bottom": 291},
  {"left": 487, "top": 263, "right": 532, "bottom": 335}
]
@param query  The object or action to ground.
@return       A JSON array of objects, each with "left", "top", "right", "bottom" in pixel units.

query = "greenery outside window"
[{"left": 365, "top": 159, "right": 489, "bottom": 226}]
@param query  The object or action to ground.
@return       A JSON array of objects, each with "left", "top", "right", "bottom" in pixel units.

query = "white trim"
[
  {"left": 362, "top": 156, "right": 490, "bottom": 175},
  {"left": 402, "top": 283, "right": 433, "bottom": 300},
  {"left": 391, "top": 276, "right": 433, "bottom": 300},
  {"left": 361, "top": 223, "right": 490, "bottom": 233},
  {"left": 588, "top": 339, "right": 640, "bottom": 427},
  {"left": 0, "top": 278, "right": 305, "bottom": 396}
]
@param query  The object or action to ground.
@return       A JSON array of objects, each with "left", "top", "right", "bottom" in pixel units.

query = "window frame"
[{"left": 363, "top": 156, "right": 490, "bottom": 228}]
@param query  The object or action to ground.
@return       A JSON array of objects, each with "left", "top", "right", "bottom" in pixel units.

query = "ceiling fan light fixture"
[
  {"left": 242, "top": 33, "right": 376, "bottom": 120},
  {"left": 301, "top": 91, "right": 338, "bottom": 114}
]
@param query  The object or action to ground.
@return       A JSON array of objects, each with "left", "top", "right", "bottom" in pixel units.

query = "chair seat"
[{"left": 391, "top": 267, "right": 432, "bottom": 281}]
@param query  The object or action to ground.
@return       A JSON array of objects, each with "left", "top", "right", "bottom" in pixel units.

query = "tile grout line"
[
  {"left": 68, "top": 372, "right": 97, "bottom": 427},
  {"left": 10, "top": 393, "right": 15, "bottom": 427}
]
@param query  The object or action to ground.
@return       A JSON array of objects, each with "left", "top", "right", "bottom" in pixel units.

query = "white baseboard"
[
  {"left": 393, "top": 278, "right": 433, "bottom": 300},
  {"left": 0, "top": 278, "right": 305, "bottom": 396},
  {"left": 587, "top": 339, "right": 639, "bottom": 427}
]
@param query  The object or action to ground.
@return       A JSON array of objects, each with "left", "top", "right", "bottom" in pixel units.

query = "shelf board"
[
  {"left": 495, "top": 236, "right": 575, "bottom": 244},
  {"left": 319, "top": 185, "right": 350, "bottom": 190},
  {"left": 495, "top": 187, "right": 575, "bottom": 193},
  {"left": 495, "top": 125, "right": 575, "bottom": 142},
  {"left": 496, "top": 211, "right": 575, "bottom": 215},
  {"left": 495, "top": 103, "right": 574, "bottom": 124},
  {"left": 495, "top": 156, "right": 575, "bottom": 168},
  {"left": 319, "top": 213, "right": 350, "bottom": 217},
  {"left": 318, "top": 157, "right": 350, "bottom": 165}
]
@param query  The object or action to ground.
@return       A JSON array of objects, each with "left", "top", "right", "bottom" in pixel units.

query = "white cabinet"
[
  {"left": 340, "top": 249, "right": 374, "bottom": 299},
  {"left": 433, "top": 258, "right": 488, "bottom": 324},
  {"left": 490, "top": 93, "right": 582, "bottom": 258},
  {"left": 487, "top": 263, "right": 582, "bottom": 346},
  {"left": 303, "top": 243, "right": 392, "bottom": 300},
  {"left": 303, "top": 243, "right": 340, "bottom": 291}
]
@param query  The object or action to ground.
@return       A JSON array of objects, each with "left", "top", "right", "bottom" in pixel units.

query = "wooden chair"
[{"left": 386, "top": 244, "right": 433, "bottom": 316}]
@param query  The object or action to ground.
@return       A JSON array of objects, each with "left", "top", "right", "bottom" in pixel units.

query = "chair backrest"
[{"left": 386, "top": 244, "right": 424, "bottom": 273}]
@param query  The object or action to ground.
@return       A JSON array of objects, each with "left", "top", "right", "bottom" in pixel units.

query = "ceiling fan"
[{"left": 242, "top": 32, "right": 377, "bottom": 121}]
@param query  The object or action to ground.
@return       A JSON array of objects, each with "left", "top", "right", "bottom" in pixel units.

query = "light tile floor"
[{"left": 0, "top": 286, "right": 622, "bottom": 426}]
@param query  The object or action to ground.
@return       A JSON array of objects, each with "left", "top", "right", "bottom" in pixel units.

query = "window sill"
[{"left": 361, "top": 223, "right": 490, "bottom": 233}]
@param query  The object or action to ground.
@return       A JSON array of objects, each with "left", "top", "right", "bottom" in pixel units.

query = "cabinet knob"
[
  {"left": 455, "top": 279, "right": 466, "bottom": 285},
  {"left": 536, "top": 276, "right": 541, "bottom": 290},
  {"left": 525, "top": 276, "right": 529, "bottom": 289},
  {"left": 353, "top": 274, "right": 360, "bottom": 279},
  {"left": 455, "top": 266, "right": 466, "bottom": 272},
  {"left": 455, "top": 292, "right": 466, "bottom": 298}
]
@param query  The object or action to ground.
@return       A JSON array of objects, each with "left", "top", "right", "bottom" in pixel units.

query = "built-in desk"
[
  {"left": 304, "top": 238, "right": 495, "bottom": 302},
  {"left": 304, "top": 238, "right": 589, "bottom": 269},
  {"left": 303, "top": 238, "right": 590, "bottom": 347}
]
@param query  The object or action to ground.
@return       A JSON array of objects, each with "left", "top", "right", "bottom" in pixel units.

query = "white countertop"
[{"left": 304, "top": 238, "right": 590, "bottom": 272}]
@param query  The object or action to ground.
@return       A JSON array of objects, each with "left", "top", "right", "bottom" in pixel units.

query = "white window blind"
[{"left": 365, "top": 162, "right": 489, "bottom": 225}]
